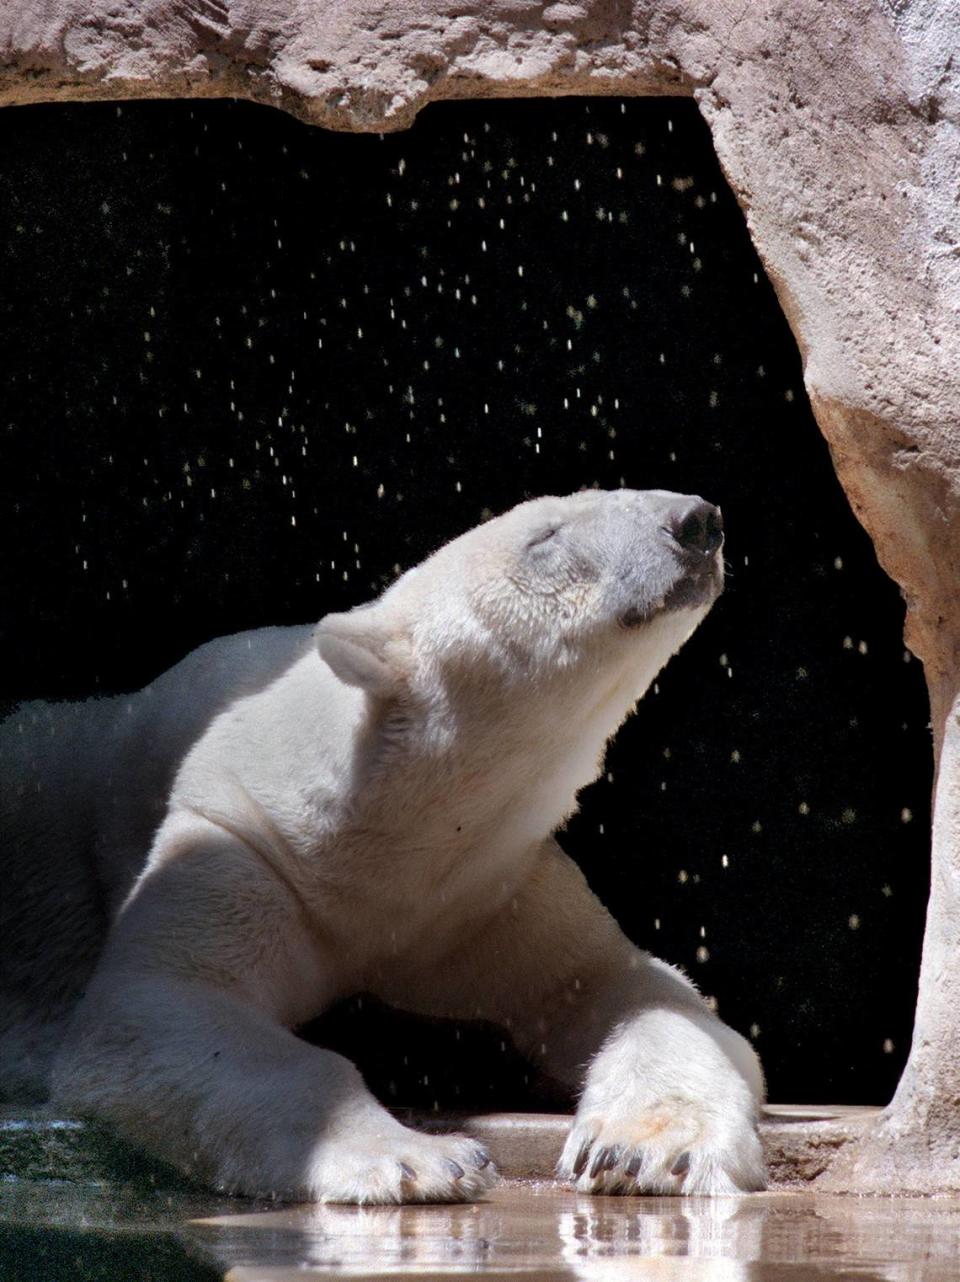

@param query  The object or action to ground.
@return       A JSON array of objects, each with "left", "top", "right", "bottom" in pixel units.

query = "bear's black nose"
[{"left": 668, "top": 500, "right": 723, "bottom": 556}]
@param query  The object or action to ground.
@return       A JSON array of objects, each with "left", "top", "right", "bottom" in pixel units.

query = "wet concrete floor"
[
  {"left": 8, "top": 1175, "right": 960, "bottom": 1281},
  {"left": 195, "top": 1183, "right": 960, "bottom": 1282}
]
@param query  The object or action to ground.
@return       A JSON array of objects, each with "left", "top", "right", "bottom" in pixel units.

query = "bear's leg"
[
  {"left": 51, "top": 818, "right": 494, "bottom": 1203},
  {"left": 396, "top": 839, "right": 765, "bottom": 1196}
]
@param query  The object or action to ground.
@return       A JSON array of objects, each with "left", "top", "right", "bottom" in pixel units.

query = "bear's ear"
[{"left": 315, "top": 607, "right": 408, "bottom": 697}]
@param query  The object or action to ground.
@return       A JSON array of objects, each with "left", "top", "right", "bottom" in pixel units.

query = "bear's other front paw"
[
  {"left": 557, "top": 1093, "right": 765, "bottom": 1196},
  {"left": 295, "top": 1125, "right": 497, "bottom": 1205}
]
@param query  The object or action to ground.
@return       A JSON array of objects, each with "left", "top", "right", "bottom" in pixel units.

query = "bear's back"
[{"left": 0, "top": 623, "right": 316, "bottom": 1099}]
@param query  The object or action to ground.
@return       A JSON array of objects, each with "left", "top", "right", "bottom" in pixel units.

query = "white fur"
[{"left": 1, "top": 488, "right": 764, "bottom": 1201}]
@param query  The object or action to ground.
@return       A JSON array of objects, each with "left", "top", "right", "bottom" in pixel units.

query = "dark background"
[{"left": 0, "top": 95, "right": 931, "bottom": 1105}]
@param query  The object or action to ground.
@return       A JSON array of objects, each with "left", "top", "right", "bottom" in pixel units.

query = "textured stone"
[
  {"left": 0, "top": 1106, "right": 873, "bottom": 1187},
  {"left": 1, "top": 0, "right": 958, "bottom": 1194},
  {"left": 417, "top": 1105, "right": 878, "bottom": 1186}
]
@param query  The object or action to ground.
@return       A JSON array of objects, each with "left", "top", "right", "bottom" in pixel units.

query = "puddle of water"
[
  {"left": 190, "top": 1184, "right": 960, "bottom": 1281},
  {"left": 6, "top": 1175, "right": 960, "bottom": 1280}
]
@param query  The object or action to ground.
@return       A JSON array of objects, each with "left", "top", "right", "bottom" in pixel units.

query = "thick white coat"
[{"left": 1, "top": 488, "right": 764, "bottom": 1201}]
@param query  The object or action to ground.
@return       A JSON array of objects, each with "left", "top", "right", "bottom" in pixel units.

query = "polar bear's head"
[{"left": 316, "top": 489, "right": 724, "bottom": 704}]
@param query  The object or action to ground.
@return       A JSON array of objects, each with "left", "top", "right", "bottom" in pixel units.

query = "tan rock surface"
[
  {"left": 2, "top": 0, "right": 958, "bottom": 1193},
  {"left": 0, "top": 1105, "right": 877, "bottom": 1187}
]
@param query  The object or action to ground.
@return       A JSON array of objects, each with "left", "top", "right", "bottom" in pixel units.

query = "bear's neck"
[{"left": 358, "top": 652, "right": 652, "bottom": 849}]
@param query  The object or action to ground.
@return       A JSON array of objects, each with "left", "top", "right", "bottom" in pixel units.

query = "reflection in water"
[
  {"left": 191, "top": 1185, "right": 960, "bottom": 1282},
  {"left": 558, "top": 1194, "right": 759, "bottom": 1278}
]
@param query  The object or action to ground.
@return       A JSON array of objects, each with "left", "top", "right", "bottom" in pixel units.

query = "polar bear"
[{"left": 0, "top": 487, "right": 764, "bottom": 1202}]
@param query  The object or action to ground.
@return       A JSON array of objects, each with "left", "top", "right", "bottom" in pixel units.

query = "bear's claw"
[{"left": 558, "top": 1098, "right": 764, "bottom": 1197}]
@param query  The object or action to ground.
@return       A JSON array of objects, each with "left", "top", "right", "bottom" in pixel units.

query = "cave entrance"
[{"left": 0, "top": 95, "right": 931, "bottom": 1110}]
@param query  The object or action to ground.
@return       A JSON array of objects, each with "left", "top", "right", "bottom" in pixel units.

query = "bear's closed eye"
[{"left": 527, "top": 525, "right": 561, "bottom": 549}]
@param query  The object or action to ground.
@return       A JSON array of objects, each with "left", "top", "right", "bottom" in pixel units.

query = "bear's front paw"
[
  {"left": 558, "top": 1092, "right": 765, "bottom": 1196},
  {"left": 300, "top": 1124, "right": 498, "bottom": 1205},
  {"left": 555, "top": 1003, "right": 766, "bottom": 1196}
]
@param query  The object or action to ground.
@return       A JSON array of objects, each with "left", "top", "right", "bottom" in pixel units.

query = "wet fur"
[{"left": 1, "top": 489, "right": 764, "bottom": 1201}]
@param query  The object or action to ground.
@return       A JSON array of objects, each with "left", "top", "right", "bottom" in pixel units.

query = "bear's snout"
[{"left": 662, "top": 498, "right": 724, "bottom": 559}]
